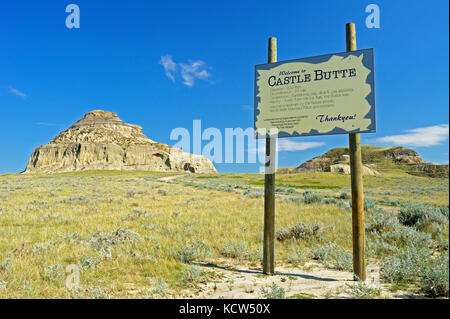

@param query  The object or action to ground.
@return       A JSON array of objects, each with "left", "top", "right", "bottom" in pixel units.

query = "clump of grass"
[
  {"left": 276, "top": 221, "right": 322, "bottom": 242},
  {"left": 331, "top": 248, "right": 353, "bottom": 271},
  {"left": 363, "top": 198, "right": 378, "bottom": 212},
  {"left": 172, "top": 211, "right": 181, "bottom": 217},
  {"left": 435, "top": 239, "right": 449, "bottom": 252},
  {"left": 379, "top": 224, "right": 432, "bottom": 248},
  {"left": 122, "top": 208, "right": 152, "bottom": 221},
  {"left": 261, "top": 282, "right": 285, "bottom": 299},
  {"left": 79, "top": 255, "right": 98, "bottom": 271},
  {"left": 287, "top": 243, "right": 309, "bottom": 266},
  {"left": 243, "top": 189, "right": 264, "bottom": 198},
  {"left": 275, "top": 187, "right": 297, "bottom": 195},
  {"left": 126, "top": 190, "right": 137, "bottom": 198},
  {"left": 85, "top": 287, "right": 116, "bottom": 299},
  {"left": 312, "top": 243, "right": 353, "bottom": 271},
  {"left": 322, "top": 197, "right": 348, "bottom": 210},
  {"left": 220, "top": 242, "right": 250, "bottom": 259},
  {"left": 88, "top": 227, "right": 141, "bottom": 259},
  {"left": 398, "top": 202, "right": 448, "bottom": 228},
  {"left": 437, "top": 205, "right": 449, "bottom": 218},
  {"left": 175, "top": 240, "right": 209, "bottom": 264},
  {"left": 312, "top": 243, "right": 335, "bottom": 261},
  {"left": 302, "top": 191, "right": 323, "bottom": 204},
  {"left": 345, "top": 279, "right": 381, "bottom": 299},
  {"left": 44, "top": 264, "right": 65, "bottom": 285},
  {"left": 59, "top": 195, "right": 91, "bottom": 204},
  {"left": 41, "top": 213, "right": 69, "bottom": 224},
  {"left": 367, "top": 238, "right": 399, "bottom": 256},
  {"left": 151, "top": 278, "right": 167, "bottom": 296},
  {"left": 339, "top": 191, "right": 350, "bottom": 200},
  {"left": 0, "top": 281, "right": 7, "bottom": 292},
  {"left": 389, "top": 200, "right": 401, "bottom": 206},
  {"left": 0, "top": 257, "right": 12, "bottom": 271},
  {"left": 380, "top": 244, "right": 431, "bottom": 283},
  {"left": 158, "top": 189, "right": 169, "bottom": 196},
  {"left": 181, "top": 266, "right": 207, "bottom": 286},
  {"left": 419, "top": 253, "right": 449, "bottom": 297},
  {"left": 366, "top": 208, "right": 399, "bottom": 233}
]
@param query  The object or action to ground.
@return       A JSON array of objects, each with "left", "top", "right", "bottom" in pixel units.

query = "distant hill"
[{"left": 278, "top": 145, "right": 449, "bottom": 178}]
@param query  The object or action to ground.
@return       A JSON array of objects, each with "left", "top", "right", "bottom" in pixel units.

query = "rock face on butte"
[{"left": 24, "top": 110, "right": 217, "bottom": 174}]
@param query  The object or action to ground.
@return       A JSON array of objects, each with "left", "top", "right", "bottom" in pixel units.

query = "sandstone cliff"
[{"left": 24, "top": 110, "right": 217, "bottom": 174}]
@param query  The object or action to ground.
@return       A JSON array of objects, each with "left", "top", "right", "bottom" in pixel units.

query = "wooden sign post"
[
  {"left": 257, "top": 24, "right": 374, "bottom": 280},
  {"left": 346, "top": 22, "right": 366, "bottom": 281},
  {"left": 263, "top": 37, "right": 277, "bottom": 275}
]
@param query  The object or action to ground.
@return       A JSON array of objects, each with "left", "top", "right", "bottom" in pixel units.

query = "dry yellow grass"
[{"left": 0, "top": 170, "right": 448, "bottom": 298}]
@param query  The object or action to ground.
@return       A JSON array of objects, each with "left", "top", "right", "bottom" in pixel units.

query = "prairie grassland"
[{"left": 0, "top": 170, "right": 448, "bottom": 298}]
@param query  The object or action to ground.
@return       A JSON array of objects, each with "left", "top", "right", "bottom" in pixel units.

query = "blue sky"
[{"left": 1, "top": 0, "right": 448, "bottom": 174}]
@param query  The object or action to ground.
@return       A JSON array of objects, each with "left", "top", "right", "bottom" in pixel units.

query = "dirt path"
[
  {"left": 180, "top": 259, "right": 414, "bottom": 299},
  {"left": 157, "top": 174, "right": 188, "bottom": 182}
]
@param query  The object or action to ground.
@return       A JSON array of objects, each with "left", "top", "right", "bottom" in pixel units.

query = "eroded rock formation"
[
  {"left": 24, "top": 110, "right": 217, "bottom": 174},
  {"left": 279, "top": 145, "right": 448, "bottom": 177}
]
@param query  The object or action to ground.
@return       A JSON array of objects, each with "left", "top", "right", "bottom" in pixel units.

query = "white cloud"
[
  {"left": 374, "top": 124, "right": 449, "bottom": 147},
  {"left": 36, "top": 122, "right": 61, "bottom": 127},
  {"left": 159, "top": 55, "right": 211, "bottom": 87},
  {"left": 179, "top": 60, "right": 211, "bottom": 87},
  {"left": 8, "top": 86, "right": 27, "bottom": 98},
  {"left": 159, "top": 55, "right": 177, "bottom": 82}
]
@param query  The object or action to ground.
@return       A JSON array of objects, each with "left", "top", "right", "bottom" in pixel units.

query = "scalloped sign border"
[{"left": 254, "top": 49, "right": 376, "bottom": 139}]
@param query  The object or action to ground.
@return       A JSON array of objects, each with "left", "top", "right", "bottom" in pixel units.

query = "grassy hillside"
[
  {"left": 289, "top": 145, "right": 449, "bottom": 177},
  {"left": 0, "top": 170, "right": 448, "bottom": 298}
]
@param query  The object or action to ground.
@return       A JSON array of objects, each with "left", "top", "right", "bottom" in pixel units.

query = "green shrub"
[
  {"left": 398, "top": 202, "right": 448, "bottom": 228},
  {"left": 379, "top": 225, "right": 432, "bottom": 247},
  {"left": 175, "top": 240, "right": 210, "bottom": 264},
  {"left": 287, "top": 243, "right": 309, "bottom": 265},
  {"left": 345, "top": 279, "right": 381, "bottom": 299},
  {"left": 261, "top": 282, "right": 285, "bottom": 299},
  {"left": 419, "top": 253, "right": 449, "bottom": 297},
  {"left": 276, "top": 221, "right": 322, "bottom": 242},
  {"left": 151, "top": 278, "right": 167, "bottom": 296},
  {"left": 380, "top": 244, "right": 431, "bottom": 283},
  {"left": 367, "top": 238, "right": 399, "bottom": 256},
  {"left": 0, "top": 258, "right": 11, "bottom": 271},
  {"left": 181, "top": 266, "right": 206, "bottom": 286},
  {"left": 302, "top": 191, "right": 323, "bottom": 204},
  {"left": 389, "top": 200, "right": 401, "bottom": 206},
  {"left": 44, "top": 264, "right": 65, "bottom": 285},
  {"left": 219, "top": 241, "right": 257, "bottom": 260},
  {"left": 312, "top": 243, "right": 336, "bottom": 261},
  {"left": 366, "top": 208, "right": 399, "bottom": 233},
  {"left": 323, "top": 198, "right": 339, "bottom": 205},
  {"left": 332, "top": 248, "right": 353, "bottom": 271},
  {"left": 364, "top": 198, "right": 378, "bottom": 212},
  {"left": 339, "top": 192, "right": 350, "bottom": 200},
  {"left": 312, "top": 243, "right": 353, "bottom": 271}
]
